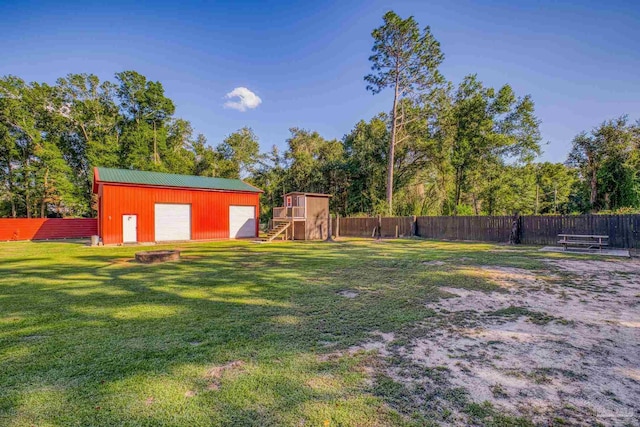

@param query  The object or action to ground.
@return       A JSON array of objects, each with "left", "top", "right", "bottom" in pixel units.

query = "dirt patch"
[
  {"left": 20, "top": 334, "right": 47, "bottom": 341},
  {"left": 358, "top": 259, "right": 640, "bottom": 425},
  {"left": 205, "top": 360, "right": 246, "bottom": 379},
  {"left": 204, "top": 360, "right": 246, "bottom": 391},
  {"left": 349, "top": 331, "right": 395, "bottom": 357},
  {"left": 422, "top": 260, "right": 446, "bottom": 266},
  {"left": 206, "top": 382, "right": 220, "bottom": 391},
  {"left": 338, "top": 290, "right": 359, "bottom": 298}
]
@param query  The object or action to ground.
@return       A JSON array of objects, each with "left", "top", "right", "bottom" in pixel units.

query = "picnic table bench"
[{"left": 557, "top": 234, "right": 609, "bottom": 251}]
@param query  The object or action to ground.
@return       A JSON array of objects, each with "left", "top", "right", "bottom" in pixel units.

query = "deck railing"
[{"left": 273, "top": 206, "right": 305, "bottom": 219}]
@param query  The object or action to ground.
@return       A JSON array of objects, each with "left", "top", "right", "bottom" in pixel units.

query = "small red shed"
[{"left": 93, "top": 167, "right": 262, "bottom": 245}]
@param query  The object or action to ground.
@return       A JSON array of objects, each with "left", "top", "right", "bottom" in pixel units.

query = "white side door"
[
  {"left": 122, "top": 215, "right": 137, "bottom": 243},
  {"left": 229, "top": 205, "right": 256, "bottom": 238},
  {"left": 154, "top": 203, "right": 191, "bottom": 241}
]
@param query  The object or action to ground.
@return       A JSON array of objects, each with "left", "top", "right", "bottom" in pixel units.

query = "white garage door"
[
  {"left": 229, "top": 205, "right": 256, "bottom": 238},
  {"left": 155, "top": 203, "right": 191, "bottom": 241}
]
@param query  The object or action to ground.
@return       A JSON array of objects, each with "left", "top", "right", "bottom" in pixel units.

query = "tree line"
[
  {"left": 0, "top": 71, "right": 259, "bottom": 218},
  {"left": 1, "top": 11, "right": 638, "bottom": 221}
]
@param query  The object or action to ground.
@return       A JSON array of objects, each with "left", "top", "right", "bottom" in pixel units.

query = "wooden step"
[{"left": 262, "top": 222, "right": 291, "bottom": 242}]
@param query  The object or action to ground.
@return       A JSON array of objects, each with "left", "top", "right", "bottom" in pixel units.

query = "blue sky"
[{"left": 1, "top": 0, "right": 639, "bottom": 161}]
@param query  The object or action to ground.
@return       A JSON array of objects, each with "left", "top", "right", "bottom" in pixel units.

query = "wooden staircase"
[{"left": 260, "top": 221, "right": 291, "bottom": 242}]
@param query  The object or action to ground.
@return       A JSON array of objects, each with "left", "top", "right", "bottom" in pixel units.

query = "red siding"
[
  {"left": 99, "top": 183, "right": 260, "bottom": 244},
  {"left": 0, "top": 218, "right": 98, "bottom": 241}
]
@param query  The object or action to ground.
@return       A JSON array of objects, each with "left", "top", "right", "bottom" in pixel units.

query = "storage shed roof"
[
  {"left": 284, "top": 192, "right": 332, "bottom": 198},
  {"left": 93, "top": 167, "right": 262, "bottom": 193}
]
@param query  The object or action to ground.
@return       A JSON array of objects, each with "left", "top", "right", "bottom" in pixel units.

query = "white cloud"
[{"left": 224, "top": 87, "right": 262, "bottom": 112}]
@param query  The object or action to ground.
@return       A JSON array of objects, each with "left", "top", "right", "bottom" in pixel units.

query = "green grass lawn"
[{"left": 0, "top": 238, "right": 556, "bottom": 426}]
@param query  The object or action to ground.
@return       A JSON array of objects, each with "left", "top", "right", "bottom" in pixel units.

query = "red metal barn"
[{"left": 93, "top": 167, "right": 262, "bottom": 245}]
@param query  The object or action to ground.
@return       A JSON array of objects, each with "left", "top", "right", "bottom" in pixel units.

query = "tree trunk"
[
  {"left": 25, "top": 158, "right": 32, "bottom": 218},
  {"left": 7, "top": 163, "right": 17, "bottom": 218},
  {"left": 40, "top": 168, "right": 49, "bottom": 218},
  {"left": 79, "top": 123, "right": 90, "bottom": 145},
  {"left": 26, "top": 192, "right": 31, "bottom": 218},
  {"left": 453, "top": 168, "right": 462, "bottom": 213},
  {"left": 387, "top": 80, "right": 399, "bottom": 216},
  {"left": 153, "top": 121, "right": 158, "bottom": 164},
  {"left": 589, "top": 168, "right": 597, "bottom": 209},
  {"left": 509, "top": 212, "right": 521, "bottom": 245}
]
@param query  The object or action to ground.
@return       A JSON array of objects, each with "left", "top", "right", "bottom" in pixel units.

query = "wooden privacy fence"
[
  {"left": 381, "top": 216, "right": 414, "bottom": 238},
  {"left": 416, "top": 215, "right": 513, "bottom": 242},
  {"left": 0, "top": 218, "right": 98, "bottom": 241},
  {"left": 333, "top": 217, "right": 379, "bottom": 237},
  {"left": 333, "top": 214, "right": 640, "bottom": 249},
  {"left": 519, "top": 215, "right": 640, "bottom": 248}
]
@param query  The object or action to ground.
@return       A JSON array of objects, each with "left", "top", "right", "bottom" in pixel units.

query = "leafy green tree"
[
  {"left": 567, "top": 132, "right": 602, "bottom": 210},
  {"left": 478, "top": 164, "right": 537, "bottom": 215},
  {"left": 342, "top": 116, "right": 389, "bottom": 215},
  {"left": 0, "top": 121, "right": 19, "bottom": 217},
  {"left": 193, "top": 134, "right": 222, "bottom": 177},
  {"left": 596, "top": 118, "right": 639, "bottom": 210},
  {"left": 450, "top": 75, "right": 541, "bottom": 212},
  {"left": 0, "top": 77, "right": 80, "bottom": 217},
  {"left": 116, "top": 71, "right": 175, "bottom": 168},
  {"left": 285, "top": 128, "right": 332, "bottom": 193},
  {"left": 251, "top": 145, "right": 287, "bottom": 222},
  {"left": 3, "top": 67, "right": 638, "bottom": 221},
  {"left": 533, "top": 162, "right": 577, "bottom": 214},
  {"left": 34, "top": 138, "right": 80, "bottom": 217},
  {"left": 567, "top": 116, "right": 639, "bottom": 211},
  {"left": 365, "top": 10, "right": 444, "bottom": 214},
  {"left": 392, "top": 89, "right": 455, "bottom": 216},
  {"left": 270, "top": 128, "right": 348, "bottom": 214},
  {"left": 55, "top": 73, "right": 120, "bottom": 207},
  {"left": 1, "top": 70, "right": 206, "bottom": 217},
  {"left": 216, "top": 127, "right": 260, "bottom": 179},
  {"left": 163, "top": 119, "right": 197, "bottom": 175},
  {"left": 0, "top": 76, "right": 38, "bottom": 217}
]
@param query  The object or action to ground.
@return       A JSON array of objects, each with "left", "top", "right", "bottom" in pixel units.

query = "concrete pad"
[{"left": 539, "top": 246, "right": 630, "bottom": 258}]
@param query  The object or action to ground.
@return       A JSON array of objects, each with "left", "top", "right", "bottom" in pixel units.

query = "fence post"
[
  {"left": 336, "top": 214, "right": 340, "bottom": 238},
  {"left": 376, "top": 215, "right": 382, "bottom": 240},
  {"left": 411, "top": 215, "right": 417, "bottom": 237}
]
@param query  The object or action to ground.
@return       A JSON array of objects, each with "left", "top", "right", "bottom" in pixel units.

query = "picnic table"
[{"left": 557, "top": 234, "right": 609, "bottom": 251}]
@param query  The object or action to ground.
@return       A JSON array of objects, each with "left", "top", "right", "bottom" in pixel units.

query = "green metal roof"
[{"left": 94, "top": 167, "right": 262, "bottom": 193}]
